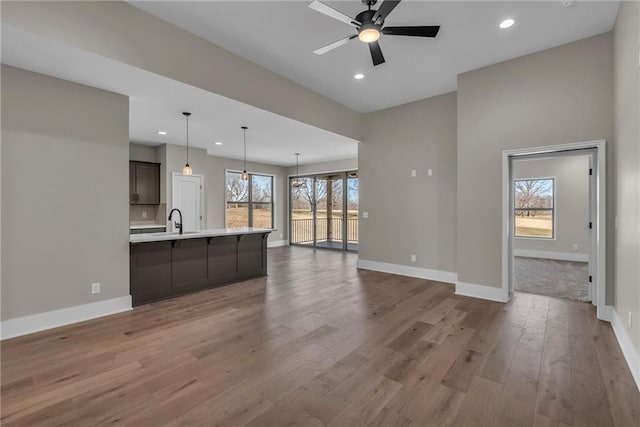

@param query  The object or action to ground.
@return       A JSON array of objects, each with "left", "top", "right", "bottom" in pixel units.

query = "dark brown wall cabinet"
[
  {"left": 130, "top": 161, "right": 160, "bottom": 205},
  {"left": 130, "top": 233, "right": 270, "bottom": 306}
]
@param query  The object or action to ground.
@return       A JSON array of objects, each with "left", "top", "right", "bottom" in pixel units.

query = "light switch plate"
[
  {"left": 411, "top": 170, "right": 417, "bottom": 178},
  {"left": 91, "top": 282, "right": 101, "bottom": 294},
  {"left": 362, "top": 212, "right": 369, "bottom": 219},
  {"left": 427, "top": 169, "right": 433, "bottom": 176}
]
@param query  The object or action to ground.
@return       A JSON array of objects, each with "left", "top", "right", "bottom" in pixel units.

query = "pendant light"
[
  {"left": 292, "top": 153, "right": 304, "bottom": 187},
  {"left": 241, "top": 126, "right": 249, "bottom": 181},
  {"left": 182, "top": 112, "right": 193, "bottom": 176}
]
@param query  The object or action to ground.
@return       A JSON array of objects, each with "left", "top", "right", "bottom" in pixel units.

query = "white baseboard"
[
  {"left": 513, "top": 249, "right": 589, "bottom": 263},
  {"left": 1, "top": 296, "right": 132, "bottom": 340},
  {"left": 609, "top": 307, "right": 640, "bottom": 391},
  {"left": 599, "top": 305, "right": 613, "bottom": 322},
  {"left": 455, "top": 281, "right": 510, "bottom": 303},
  {"left": 267, "top": 240, "right": 289, "bottom": 248},
  {"left": 356, "top": 259, "right": 457, "bottom": 284}
]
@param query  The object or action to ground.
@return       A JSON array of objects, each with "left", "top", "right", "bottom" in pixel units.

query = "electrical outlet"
[
  {"left": 280, "top": 233, "right": 283, "bottom": 238},
  {"left": 629, "top": 312, "right": 633, "bottom": 328},
  {"left": 427, "top": 169, "right": 433, "bottom": 177},
  {"left": 410, "top": 254, "right": 416, "bottom": 263},
  {"left": 411, "top": 170, "right": 417, "bottom": 178},
  {"left": 362, "top": 212, "right": 369, "bottom": 219},
  {"left": 573, "top": 243, "right": 578, "bottom": 250},
  {"left": 91, "top": 282, "right": 101, "bottom": 294}
]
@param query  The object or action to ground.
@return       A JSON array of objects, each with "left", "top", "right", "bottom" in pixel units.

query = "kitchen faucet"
[{"left": 168, "top": 208, "right": 183, "bottom": 234}]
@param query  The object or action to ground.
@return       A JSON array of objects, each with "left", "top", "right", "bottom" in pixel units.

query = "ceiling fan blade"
[
  {"left": 313, "top": 35, "right": 357, "bottom": 55},
  {"left": 369, "top": 41, "right": 386, "bottom": 66},
  {"left": 382, "top": 26, "right": 440, "bottom": 37},
  {"left": 308, "top": 0, "right": 360, "bottom": 27},
  {"left": 373, "top": 0, "right": 401, "bottom": 22}
]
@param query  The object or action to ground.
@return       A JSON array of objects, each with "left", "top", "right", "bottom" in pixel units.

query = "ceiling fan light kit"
[
  {"left": 309, "top": 0, "right": 440, "bottom": 67},
  {"left": 358, "top": 24, "right": 380, "bottom": 43}
]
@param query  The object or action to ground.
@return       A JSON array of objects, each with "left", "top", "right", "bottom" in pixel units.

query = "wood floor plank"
[
  {"left": 452, "top": 375, "right": 503, "bottom": 427},
  {"left": 441, "top": 349, "right": 485, "bottom": 393},
  {"left": 1, "top": 247, "right": 637, "bottom": 426}
]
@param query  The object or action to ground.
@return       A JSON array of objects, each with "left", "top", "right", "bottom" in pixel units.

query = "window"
[
  {"left": 225, "top": 171, "right": 273, "bottom": 229},
  {"left": 514, "top": 178, "right": 554, "bottom": 238}
]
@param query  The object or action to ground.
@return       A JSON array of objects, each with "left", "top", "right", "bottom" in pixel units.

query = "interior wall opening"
[
  {"left": 511, "top": 152, "right": 594, "bottom": 302},
  {"left": 503, "top": 141, "right": 607, "bottom": 319}
]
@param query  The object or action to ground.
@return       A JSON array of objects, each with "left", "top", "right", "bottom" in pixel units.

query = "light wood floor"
[{"left": 1, "top": 247, "right": 638, "bottom": 426}]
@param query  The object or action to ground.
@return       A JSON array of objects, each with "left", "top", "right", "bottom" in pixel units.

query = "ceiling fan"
[{"left": 308, "top": 0, "right": 440, "bottom": 66}]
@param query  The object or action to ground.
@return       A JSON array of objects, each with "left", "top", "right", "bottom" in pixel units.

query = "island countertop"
[{"left": 130, "top": 227, "right": 273, "bottom": 244}]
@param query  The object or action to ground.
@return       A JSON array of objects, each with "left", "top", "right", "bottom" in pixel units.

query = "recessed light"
[
  {"left": 157, "top": 131, "right": 167, "bottom": 135},
  {"left": 499, "top": 19, "right": 515, "bottom": 29},
  {"left": 214, "top": 141, "right": 223, "bottom": 146},
  {"left": 354, "top": 73, "right": 365, "bottom": 80}
]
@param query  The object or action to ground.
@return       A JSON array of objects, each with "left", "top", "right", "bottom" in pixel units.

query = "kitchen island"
[{"left": 130, "top": 228, "right": 272, "bottom": 306}]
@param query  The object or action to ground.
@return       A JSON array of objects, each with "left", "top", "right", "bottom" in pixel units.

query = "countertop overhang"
[
  {"left": 129, "top": 228, "right": 273, "bottom": 244},
  {"left": 130, "top": 224, "right": 167, "bottom": 230}
]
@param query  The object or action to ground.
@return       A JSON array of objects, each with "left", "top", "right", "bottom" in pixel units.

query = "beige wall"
[
  {"left": 512, "top": 155, "right": 591, "bottom": 256},
  {"left": 613, "top": 1, "right": 640, "bottom": 352},
  {"left": 129, "top": 143, "right": 156, "bottom": 163},
  {"left": 162, "top": 144, "right": 288, "bottom": 243},
  {"left": 286, "top": 158, "right": 358, "bottom": 178},
  {"left": 1, "top": 65, "right": 130, "bottom": 320},
  {"left": 359, "top": 92, "right": 457, "bottom": 274},
  {"left": 457, "top": 33, "right": 614, "bottom": 290},
  {"left": 2, "top": 0, "right": 363, "bottom": 141}
]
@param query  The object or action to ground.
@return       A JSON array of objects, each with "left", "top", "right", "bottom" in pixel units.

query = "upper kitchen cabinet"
[{"left": 130, "top": 161, "right": 160, "bottom": 205}]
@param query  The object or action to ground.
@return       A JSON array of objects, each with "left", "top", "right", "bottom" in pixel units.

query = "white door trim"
[
  {"left": 501, "top": 140, "right": 607, "bottom": 319},
  {"left": 171, "top": 173, "right": 205, "bottom": 231}
]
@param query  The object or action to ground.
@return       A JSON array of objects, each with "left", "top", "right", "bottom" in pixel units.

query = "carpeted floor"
[{"left": 514, "top": 256, "right": 590, "bottom": 301}]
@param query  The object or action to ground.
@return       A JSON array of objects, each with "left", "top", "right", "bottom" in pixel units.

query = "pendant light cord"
[
  {"left": 186, "top": 114, "right": 189, "bottom": 164},
  {"left": 242, "top": 126, "right": 248, "bottom": 172}
]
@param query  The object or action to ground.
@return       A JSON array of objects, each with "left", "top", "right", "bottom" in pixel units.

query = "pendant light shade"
[
  {"left": 182, "top": 112, "right": 193, "bottom": 176},
  {"left": 241, "top": 126, "right": 249, "bottom": 181},
  {"left": 292, "top": 153, "right": 305, "bottom": 188}
]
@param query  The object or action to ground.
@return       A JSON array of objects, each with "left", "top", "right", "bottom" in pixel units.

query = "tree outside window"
[
  {"left": 226, "top": 171, "right": 273, "bottom": 229},
  {"left": 514, "top": 178, "right": 554, "bottom": 238}
]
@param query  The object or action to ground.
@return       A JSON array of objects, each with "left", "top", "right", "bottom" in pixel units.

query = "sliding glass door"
[
  {"left": 290, "top": 177, "right": 314, "bottom": 245},
  {"left": 346, "top": 171, "right": 359, "bottom": 251},
  {"left": 290, "top": 171, "right": 358, "bottom": 251}
]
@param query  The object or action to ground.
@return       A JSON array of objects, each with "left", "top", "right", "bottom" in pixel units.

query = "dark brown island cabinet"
[
  {"left": 130, "top": 230, "right": 271, "bottom": 306},
  {"left": 130, "top": 161, "right": 161, "bottom": 205}
]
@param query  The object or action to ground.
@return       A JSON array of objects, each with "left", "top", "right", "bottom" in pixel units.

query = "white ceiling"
[
  {"left": 131, "top": 0, "right": 620, "bottom": 112},
  {"left": 1, "top": 24, "right": 358, "bottom": 166}
]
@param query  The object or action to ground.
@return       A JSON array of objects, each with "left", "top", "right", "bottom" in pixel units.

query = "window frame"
[
  {"left": 513, "top": 177, "right": 556, "bottom": 240},
  {"left": 224, "top": 169, "right": 275, "bottom": 229}
]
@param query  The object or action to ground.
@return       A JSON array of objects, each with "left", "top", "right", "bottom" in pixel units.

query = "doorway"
[
  {"left": 512, "top": 153, "right": 592, "bottom": 301},
  {"left": 289, "top": 170, "right": 358, "bottom": 251},
  {"left": 502, "top": 141, "right": 606, "bottom": 319},
  {"left": 172, "top": 173, "right": 204, "bottom": 232}
]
